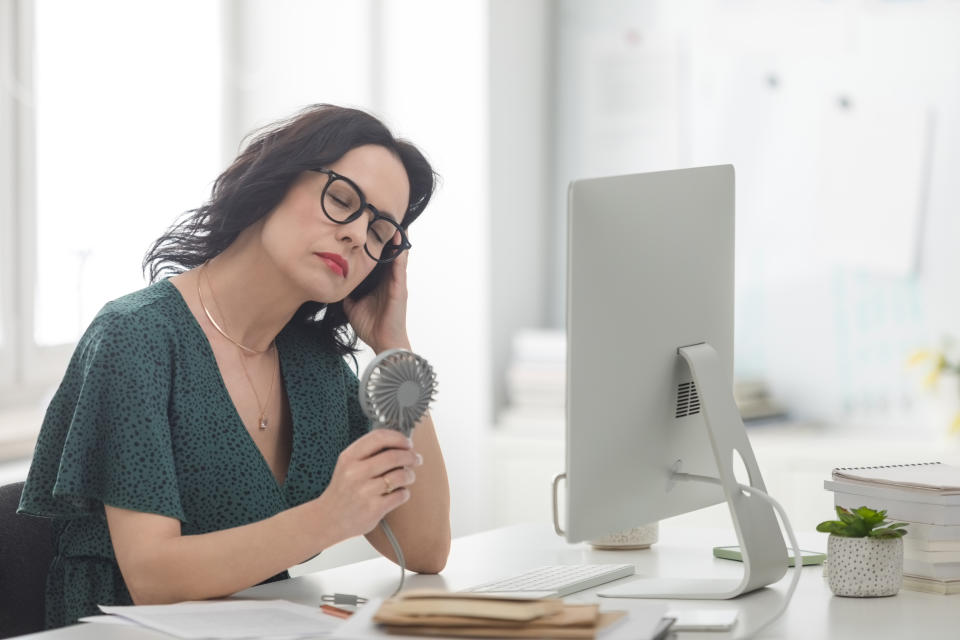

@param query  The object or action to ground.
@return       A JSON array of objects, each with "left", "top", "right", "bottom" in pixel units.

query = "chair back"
[{"left": 0, "top": 481, "right": 53, "bottom": 638}]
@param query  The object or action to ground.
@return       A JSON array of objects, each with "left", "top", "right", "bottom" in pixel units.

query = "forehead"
[{"left": 327, "top": 145, "right": 410, "bottom": 219}]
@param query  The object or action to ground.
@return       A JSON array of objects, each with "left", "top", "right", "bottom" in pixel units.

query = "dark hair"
[{"left": 143, "top": 104, "right": 437, "bottom": 355}]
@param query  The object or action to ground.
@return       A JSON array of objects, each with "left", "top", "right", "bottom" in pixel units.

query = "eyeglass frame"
[{"left": 312, "top": 167, "right": 412, "bottom": 263}]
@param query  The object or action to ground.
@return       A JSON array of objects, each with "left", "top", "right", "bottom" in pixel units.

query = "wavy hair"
[{"left": 143, "top": 104, "right": 436, "bottom": 354}]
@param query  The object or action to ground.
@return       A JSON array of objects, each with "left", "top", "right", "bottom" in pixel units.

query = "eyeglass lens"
[{"left": 322, "top": 176, "right": 406, "bottom": 262}]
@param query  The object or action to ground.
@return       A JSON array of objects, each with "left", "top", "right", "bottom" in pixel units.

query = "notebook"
[{"left": 832, "top": 462, "right": 960, "bottom": 495}]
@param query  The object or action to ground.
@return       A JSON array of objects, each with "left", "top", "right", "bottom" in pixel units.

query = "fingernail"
[{"left": 415, "top": 453, "right": 424, "bottom": 466}]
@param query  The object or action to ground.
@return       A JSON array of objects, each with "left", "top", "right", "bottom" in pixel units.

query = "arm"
[
  {"left": 364, "top": 412, "right": 451, "bottom": 573},
  {"left": 343, "top": 248, "right": 452, "bottom": 573},
  {"left": 106, "top": 428, "right": 418, "bottom": 604}
]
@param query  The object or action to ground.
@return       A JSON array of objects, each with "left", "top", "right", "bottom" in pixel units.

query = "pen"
[{"left": 321, "top": 604, "right": 353, "bottom": 619}]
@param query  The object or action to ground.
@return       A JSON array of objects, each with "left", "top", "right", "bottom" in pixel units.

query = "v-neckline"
[{"left": 160, "top": 278, "right": 296, "bottom": 497}]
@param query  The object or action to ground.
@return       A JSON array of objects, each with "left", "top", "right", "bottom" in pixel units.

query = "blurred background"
[{"left": 2, "top": 0, "right": 960, "bottom": 569}]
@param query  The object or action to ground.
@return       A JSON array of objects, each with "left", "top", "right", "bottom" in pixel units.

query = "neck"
[{"left": 198, "top": 231, "right": 305, "bottom": 353}]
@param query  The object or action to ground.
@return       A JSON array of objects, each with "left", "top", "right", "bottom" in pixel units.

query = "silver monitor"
[{"left": 561, "top": 166, "right": 787, "bottom": 599}]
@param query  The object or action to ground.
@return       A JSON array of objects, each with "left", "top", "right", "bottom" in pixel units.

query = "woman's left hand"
[{"left": 343, "top": 247, "right": 412, "bottom": 354}]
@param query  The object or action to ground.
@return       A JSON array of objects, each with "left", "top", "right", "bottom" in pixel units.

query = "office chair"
[{"left": 0, "top": 481, "right": 53, "bottom": 638}]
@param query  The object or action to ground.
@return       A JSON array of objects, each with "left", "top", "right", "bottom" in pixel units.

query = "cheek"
[
  {"left": 350, "top": 261, "right": 379, "bottom": 288},
  {"left": 261, "top": 206, "right": 315, "bottom": 254}
]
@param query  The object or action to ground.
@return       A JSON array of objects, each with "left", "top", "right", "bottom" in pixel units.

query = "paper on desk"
[
  {"left": 336, "top": 598, "right": 670, "bottom": 640},
  {"left": 98, "top": 599, "right": 342, "bottom": 639},
  {"left": 78, "top": 614, "right": 135, "bottom": 625}
]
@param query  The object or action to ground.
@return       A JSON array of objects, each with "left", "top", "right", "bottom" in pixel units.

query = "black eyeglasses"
[{"left": 313, "top": 168, "right": 411, "bottom": 263}]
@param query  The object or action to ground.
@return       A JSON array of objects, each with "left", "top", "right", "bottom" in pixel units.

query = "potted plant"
[{"left": 817, "top": 506, "right": 908, "bottom": 597}]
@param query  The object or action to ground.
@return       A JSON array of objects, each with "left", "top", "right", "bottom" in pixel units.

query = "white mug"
[{"left": 588, "top": 522, "right": 659, "bottom": 549}]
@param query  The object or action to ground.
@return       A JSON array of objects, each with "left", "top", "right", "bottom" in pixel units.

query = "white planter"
[{"left": 827, "top": 535, "right": 903, "bottom": 597}]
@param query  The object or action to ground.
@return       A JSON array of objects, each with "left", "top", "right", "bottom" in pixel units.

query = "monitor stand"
[{"left": 598, "top": 342, "right": 788, "bottom": 600}]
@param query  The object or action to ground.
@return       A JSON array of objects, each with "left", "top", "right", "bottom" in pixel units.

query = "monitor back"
[{"left": 565, "top": 165, "right": 734, "bottom": 542}]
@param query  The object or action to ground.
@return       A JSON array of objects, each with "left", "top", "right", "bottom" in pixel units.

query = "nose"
[{"left": 334, "top": 214, "right": 368, "bottom": 250}]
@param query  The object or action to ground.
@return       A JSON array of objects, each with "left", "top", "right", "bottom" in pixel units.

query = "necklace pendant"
[{"left": 259, "top": 416, "right": 269, "bottom": 431}]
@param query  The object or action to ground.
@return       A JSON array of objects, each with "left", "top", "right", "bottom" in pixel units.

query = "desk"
[{"left": 16, "top": 523, "right": 958, "bottom": 639}]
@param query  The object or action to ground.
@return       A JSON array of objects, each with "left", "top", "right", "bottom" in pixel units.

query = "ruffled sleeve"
[{"left": 19, "top": 308, "right": 185, "bottom": 522}]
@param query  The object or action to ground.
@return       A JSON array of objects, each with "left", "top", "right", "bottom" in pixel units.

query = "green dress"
[{"left": 18, "top": 279, "right": 370, "bottom": 629}]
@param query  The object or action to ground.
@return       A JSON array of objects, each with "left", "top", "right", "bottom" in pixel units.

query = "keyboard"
[{"left": 463, "top": 564, "right": 636, "bottom": 598}]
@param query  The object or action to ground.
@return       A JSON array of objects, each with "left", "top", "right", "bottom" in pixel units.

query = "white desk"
[{"left": 17, "top": 523, "right": 958, "bottom": 639}]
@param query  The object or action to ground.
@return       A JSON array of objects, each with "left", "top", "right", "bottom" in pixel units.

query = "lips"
[{"left": 315, "top": 252, "right": 348, "bottom": 278}]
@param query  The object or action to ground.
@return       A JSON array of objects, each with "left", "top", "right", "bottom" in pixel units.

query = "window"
[{"left": 1, "top": 0, "right": 222, "bottom": 415}]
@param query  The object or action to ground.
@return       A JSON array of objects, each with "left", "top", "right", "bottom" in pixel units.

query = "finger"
[
  {"left": 396, "top": 248, "right": 409, "bottom": 285},
  {"left": 364, "top": 448, "right": 419, "bottom": 479},
  {"left": 343, "top": 428, "right": 412, "bottom": 461},
  {"left": 377, "top": 467, "right": 416, "bottom": 496},
  {"left": 381, "top": 486, "right": 411, "bottom": 513}
]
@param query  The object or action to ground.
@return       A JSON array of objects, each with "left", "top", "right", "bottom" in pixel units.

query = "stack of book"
[
  {"left": 824, "top": 462, "right": 960, "bottom": 594},
  {"left": 371, "top": 590, "right": 674, "bottom": 638},
  {"left": 499, "top": 329, "right": 566, "bottom": 432}
]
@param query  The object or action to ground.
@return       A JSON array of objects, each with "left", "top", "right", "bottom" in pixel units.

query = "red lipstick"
[{"left": 316, "top": 252, "right": 348, "bottom": 278}]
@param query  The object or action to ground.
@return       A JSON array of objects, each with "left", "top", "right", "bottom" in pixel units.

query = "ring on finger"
[{"left": 382, "top": 476, "right": 392, "bottom": 495}]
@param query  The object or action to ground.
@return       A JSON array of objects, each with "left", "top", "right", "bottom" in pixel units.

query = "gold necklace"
[
  {"left": 240, "top": 351, "right": 278, "bottom": 431},
  {"left": 198, "top": 263, "right": 278, "bottom": 431},
  {"left": 197, "top": 264, "right": 269, "bottom": 355}
]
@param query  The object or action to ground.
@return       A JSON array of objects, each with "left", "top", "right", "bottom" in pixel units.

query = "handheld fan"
[
  {"left": 359, "top": 348, "right": 438, "bottom": 437},
  {"left": 357, "top": 348, "right": 438, "bottom": 595}
]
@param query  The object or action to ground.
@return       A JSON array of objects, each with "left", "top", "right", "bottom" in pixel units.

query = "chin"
[{"left": 290, "top": 277, "right": 339, "bottom": 305}]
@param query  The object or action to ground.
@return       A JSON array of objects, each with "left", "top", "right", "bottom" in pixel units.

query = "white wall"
[
  {"left": 488, "top": 0, "right": 553, "bottom": 418},
  {"left": 549, "top": 0, "right": 960, "bottom": 429},
  {"left": 226, "top": 0, "right": 374, "bottom": 150},
  {"left": 377, "top": 0, "right": 491, "bottom": 538},
  {"left": 228, "top": 1, "right": 492, "bottom": 572}
]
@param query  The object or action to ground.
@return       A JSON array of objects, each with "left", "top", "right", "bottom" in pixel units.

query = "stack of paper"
[
  {"left": 91, "top": 599, "right": 342, "bottom": 638},
  {"left": 369, "top": 591, "right": 643, "bottom": 639},
  {"left": 825, "top": 462, "right": 960, "bottom": 594}
]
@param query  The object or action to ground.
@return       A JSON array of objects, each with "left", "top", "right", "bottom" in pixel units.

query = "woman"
[{"left": 18, "top": 104, "right": 451, "bottom": 629}]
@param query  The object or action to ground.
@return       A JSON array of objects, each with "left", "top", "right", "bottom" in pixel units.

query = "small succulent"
[{"left": 816, "top": 506, "right": 908, "bottom": 539}]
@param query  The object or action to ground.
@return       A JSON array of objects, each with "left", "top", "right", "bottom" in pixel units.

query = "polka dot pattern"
[
  {"left": 589, "top": 522, "right": 659, "bottom": 550},
  {"left": 826, "top": 535, "right": 903, "bottom": 597},
  {"left": 18, "top": 279, "right": 370, "bottom": 628}
]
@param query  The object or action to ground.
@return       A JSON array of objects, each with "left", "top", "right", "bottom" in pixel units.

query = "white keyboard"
[{"left": 463, "top": 564, "right": 636, "bottom": 598}]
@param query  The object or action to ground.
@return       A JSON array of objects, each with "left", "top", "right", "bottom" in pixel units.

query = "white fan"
[{"left": 359, "top": 348, "right": 438, "bottom": 436}]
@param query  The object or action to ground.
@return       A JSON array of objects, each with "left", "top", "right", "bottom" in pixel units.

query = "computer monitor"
[{"left": 559, "top": 165, "right": 788, "bottom": 599}]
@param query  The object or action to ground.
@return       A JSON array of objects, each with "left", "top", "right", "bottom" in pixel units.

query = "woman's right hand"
[{"left": 317, "top": 428, "right": 423, "bottom": 541}]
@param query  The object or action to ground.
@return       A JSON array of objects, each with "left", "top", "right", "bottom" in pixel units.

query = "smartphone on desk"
[
  {"left": 666, "top": 609, "right": 739, "bottom": 632},
  {"left": 713, "top": 545, "right": 826, "bottom": 567}
]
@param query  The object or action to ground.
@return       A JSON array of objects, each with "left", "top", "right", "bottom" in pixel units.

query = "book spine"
[
  {"left": 906, "top": 540, "right": 960, "bottom": 552},
  {"left": 896, "top": 521, "right": 960, "bottom": 542},
  {"left": 830, "top": 491, "right": 960, "bottom": 526},
  {"left": 903, "top": 559, "right": 960, "bottom": 581},
  {"left": 904, "top": 545, "right": 960, "bottom": 563},
  {"left": 901, "top": 577, "right": 960, "bottom": 595},
  {"left": 823, "top": 480, "right": 960, "bottom": 506}
]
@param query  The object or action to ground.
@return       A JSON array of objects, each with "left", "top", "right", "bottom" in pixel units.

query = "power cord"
[
  {"left": 380, "top": 519, "right": 406, "bottom": 595},
  {"left": 333, "top": 473, "right": 796, "bottom": 629},
  {"left": 319, "top": 519, "right": 406, "bottom": 611},
  {"left": 672, "top": 472, "right": 802, "bottom": 640}
]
